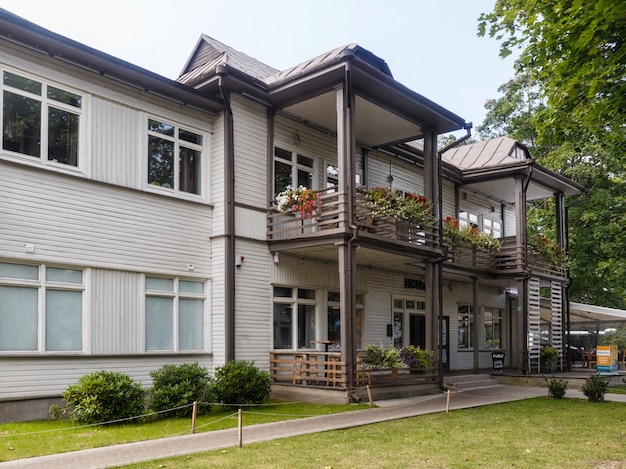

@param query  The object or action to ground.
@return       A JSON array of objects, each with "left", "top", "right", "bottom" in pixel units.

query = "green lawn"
[{"left": 120, "top": 398, "right": 626, "bottom": 469}]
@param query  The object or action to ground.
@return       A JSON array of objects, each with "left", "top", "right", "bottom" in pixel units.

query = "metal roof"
[{"left": 442, "top": 136, "right": 525, "bottom": 169}]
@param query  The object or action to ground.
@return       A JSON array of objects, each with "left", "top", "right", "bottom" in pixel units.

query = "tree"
[
  {"left": 478, "top": 0, "right": 626, "bottom": 162},
  {"left": 478, "top": 1, "right": 626, "bottom": 309}
]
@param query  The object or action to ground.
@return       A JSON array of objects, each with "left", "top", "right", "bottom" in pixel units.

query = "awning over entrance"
[{"left": 568, "top": 302, "right": 626, "bottom": 325}]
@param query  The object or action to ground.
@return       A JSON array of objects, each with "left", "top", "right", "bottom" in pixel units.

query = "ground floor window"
[
  {"left": 483, "top": 308, "right": 503, "bottom": 349},
  {"left": 273, "top": 286, "right": 317, "bottom": 350},
  {"left": 0, "top": 262, "right": 84, "bottom": 352},
  {"left": 458, "top": 304, "right": 473, "bottom": 349},
  {"left": 145, "top": 277, "right": 206, "bottom": 352}
]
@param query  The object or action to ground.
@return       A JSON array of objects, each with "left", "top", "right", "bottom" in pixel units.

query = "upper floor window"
[
  {"left": 147, "top": 119, "right": 203, "bottom": 195},
  {"left": 2, "top": 70, "right": 82, "bottom": 167},
  {"left": 274, "top": 147, "right": 314, "bottom": 196},
  {"left": 459, "top": 211, "right": 502, "bottom": 238},
  {"left": 459, "top": 211, "right": 478, "bottom": 229},
  {"left": 145, "top": 277, "right": 206, "bottom": 352},
  {"left": 483, "top": 218, "right": 502, "bottom": 238},
  {"left": 0, "top": 262, "right": 84, "bottom": 353}
]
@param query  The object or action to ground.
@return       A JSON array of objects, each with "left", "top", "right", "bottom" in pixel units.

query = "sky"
[{"left": 0, "top": 0, "right": 517, "bottom": 134}]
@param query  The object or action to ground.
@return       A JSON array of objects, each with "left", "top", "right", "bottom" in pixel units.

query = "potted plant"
[
  {"left": 400, "top": 345, "right": 434, "bottom": 370},
  {"left": 540, "top": 346, "right": 559, "bottom": 373},
  {"left": 528, "top": 234, "right": 568, "bottom": 267},
  {"left": 364, "top": 187, "right": 435, "bottom": 227},
  {"left": 362, "top": 344, "right": 402, "bottom": 371},
  {"left": 275, "top": 186, "right": 322, "bottom": 219},
  {"left": 443, "top": 216, "right": 501, "bottom": 253}
]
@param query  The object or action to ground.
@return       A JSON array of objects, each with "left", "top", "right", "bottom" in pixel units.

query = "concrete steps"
[{"left": 443, "top": 374, "right": 500, "bottom": 392}]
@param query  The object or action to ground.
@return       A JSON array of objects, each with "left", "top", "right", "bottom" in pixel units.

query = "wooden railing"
[
  {"left": 267, "top": 187, "right": 438, "bottom": 250},
  {"left": 269, "top": 351, "right": 438, "bottom": 389}
]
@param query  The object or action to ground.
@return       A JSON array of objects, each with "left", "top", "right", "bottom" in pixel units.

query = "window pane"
[
  {"left": 4, "top": 71, "right": 41, "bottom": 95},
  {"left": 0, "top": 262, "right": 38, "bottom": 280},
  {"left": 393, "top": 299, "right": 403, "bottom": 309},
  {"left": 179, "top": 128, "right": 202, "bottom": 145},
  {"left": 405, "top": 300, "right": 415, "bottom": 309},
  {"left": 179, "top": 280, "right": 204, "bottom": 294},
  {"left": 297, "top": 155, "right": 314, "bottom": 168},
  {"left": 146, "top": 277, "right": 174, "bottom": 292},
  {"left": 393, "top": 312, "right": 403, "bottom": 348},
  {"left": 297, "top": 304, "right": 316, "bottom": 348},
  {"left": 273, "top": 286, "right": 292, "bottom": 298},
  {"left": 0, "top": 286, "right": 38, "bottom": 351},
  {"left": 48, "top": 107, "right": 79, "bottom": 166},
  {"left": 47, "top": 86, "right": 81, "bottom": 108},
  {"left": 328, "top": 306, "right": 340, "bottom": 342},
  {"left": 146, "top": 296, "right": 173, "bottom": 350},
  {"left": 179, "top": 298, "right": 203, "bottom": 350},
  {"left": 148, "top": 119, "right": 174, "bottom": 136},
  {"left": 179, "top": 146, "right": 200, "bottom": 194},
  {"left": 274, "top": 147, "right": 292, "bottom": 161},
  {"left": 3, "top": 91, "right": 41, "bottom": 157},
  {"left": 274, "top": 160, "right": 291, "bottom": 196},
  {"left": 46, "top": 267, "right": 82, "bottom": 284},
  {"left": 46, "top": 290, "right": 82, "bottom": 351},
  {"left": 273, "top": 303, "right": 292, "bottom": 349},
  {"left": 327, "top": 291, "right": 340, "bottom": 302},
  {"left": 297, "top": 168, "right": 312, "bottom": 188},
  {"left": 148, "top": 136, "right": 174, "bottom": 188},
  {"left": 297, "top": 288, "right": 315, "bottom": 300}
]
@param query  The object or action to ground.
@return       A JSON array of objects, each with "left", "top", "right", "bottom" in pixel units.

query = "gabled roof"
[
  {"left": 442, "top": 136, "right": 528, "bottom": 170},
  {"left": 178, "top": 34, "right": 279, "bottom": 84}
]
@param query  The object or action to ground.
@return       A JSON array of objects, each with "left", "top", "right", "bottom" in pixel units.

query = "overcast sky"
[{"left": 1, "top": 0, "right": 517, "bottom": 134}]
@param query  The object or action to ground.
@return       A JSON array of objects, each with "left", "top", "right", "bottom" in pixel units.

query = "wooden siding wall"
[
  {"left": 458, "top": 189, "right": 505, "bottom": 233},
  {"left": 366, "top": 150, "right": 426, "bottom": 194}
]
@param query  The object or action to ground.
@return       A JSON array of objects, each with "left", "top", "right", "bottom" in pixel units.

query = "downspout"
[
  {"left": 437, "top": 123, "right": 472, "bottom": 387},
  {"left": 218, "top": 71, "right": 236, "bottom": 363}
]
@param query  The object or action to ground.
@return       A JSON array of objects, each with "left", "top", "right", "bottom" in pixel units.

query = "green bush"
[
  {"left": 581, "top": 374, "right": 609, "bottom": 402},
  {"left": 211, "top": 360, "right": 271, "bottom": 408},
  {"left": 62, "top": 370, "right": 145, "bottom": 424},
  {"left": 545, "top": 376, "right": 568, "bottom": 399},
  {"left": 149, "top": 362, "right": 212, "bottom": 418}
]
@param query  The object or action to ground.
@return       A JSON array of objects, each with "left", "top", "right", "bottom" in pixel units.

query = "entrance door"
[{"left": 409, "top": 314, "right": 426, "bottom": 349}]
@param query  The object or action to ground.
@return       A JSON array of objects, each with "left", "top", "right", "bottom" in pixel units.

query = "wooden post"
[
  {"left": 446, "top": 390, "right": 451, "bottom": 413},
  {"left": 191, "top": 401, "right": 197, "bottom": 434},
  {"left": 366, "top": 385, "right": 373, "bottom": 406},
  {"left": 238, "top": 409, "right": 243, "bottom": 448}
]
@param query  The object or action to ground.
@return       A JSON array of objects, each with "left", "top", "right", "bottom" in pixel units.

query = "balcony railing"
[
  {"left": 447, "top": 236, "right": 567, "bottom": 279},
  {"left": 267, "top": 187, "right": 438, "bottom": 250}
]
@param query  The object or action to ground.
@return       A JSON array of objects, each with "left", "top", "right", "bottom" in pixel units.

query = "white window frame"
[
  {"left": 144, "top": 276, "right": 207, "bottom": 353},
  {"left": 273, "top": 146, "right": 317, "bottom": 196},
  {"left": 0, "top": 262, "right": 86, "bottom": 354},
  {"left": 1, "top": 67, "right": 85, "bottom": 173},
  {"left": 483, "top": 307, "right": 504, "bottom": 350},
  {"left": 272, "top": 286, "right": 318, "bottom": 351},
  {"left": 146, "top": 116, "right": 206, "bottom": 198},
  {"left": 458, "top": 304, "right": 474, "bottom": 350}
]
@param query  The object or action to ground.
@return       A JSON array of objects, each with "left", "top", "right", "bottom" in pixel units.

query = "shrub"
[
  {"left": 149, "top": 363, "right": 212, "bottom": 418},
  {"left": 581, "top": 374, "right": 609, "bottom": 402},
  {"left": 211, "top": 360, "right": 271, "bottom": 408},
  {"left": 545, "top": 376, "right": 568, "bottom": 399},
  {"left": 62, "top": 370, "right": 145, "bottom": 424}
]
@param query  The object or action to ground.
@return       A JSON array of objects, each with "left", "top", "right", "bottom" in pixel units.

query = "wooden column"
[{"left": 515, "top": 174, "right": 529, "bottom": 373}]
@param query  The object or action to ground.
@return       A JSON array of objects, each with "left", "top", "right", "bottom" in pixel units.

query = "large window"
[
  {"left": 0, "top": 262, "right": 84, "bottom": 352},
  {"left": 483, "top": 308, "right": 503, "bottom": 349},
  {"left": 459, "top": 211, "right": 502, "bottom": 238},
  {"left": 147, "top": 119, "right": 203, "bottom": 195},
  {"left": 2, "top": 70, "right": 82, "bottom": 167},
  {"left": 145, "top": 277, "right": 206, "bottom": 352},
  {"left": 272, "top": 287, "right": 317, "bottom": 350},
  {"left": 274, "top": 147, "right": 314, "bottom": 196}
]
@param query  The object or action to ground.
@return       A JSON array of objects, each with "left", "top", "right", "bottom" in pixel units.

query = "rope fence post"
[
  {"left": 238, "top": 408, "right": 243, "bottom": 448},
  {"left": 366, "top": 385, "right": 373, "bottom": 406},
  {"left": 446, "top": 389, "right": 451, "bottom": 413},
  {"left": 191, "top": 401, "right": 197, "bottom": 434}
]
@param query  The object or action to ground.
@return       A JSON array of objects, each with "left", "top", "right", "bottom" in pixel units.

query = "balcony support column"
[
  {"left": 515, "top": 174, "right": 529, "bottom": 373},
  {"left": 336, "top": 64, "right": 356, "bottom": 389}
]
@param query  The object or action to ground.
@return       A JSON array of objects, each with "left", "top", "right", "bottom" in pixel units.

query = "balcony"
[
  {"left": 446, "top": 236, "right": 567, "bottom": 280},
  {"left": 267, "top": 187, "right": 439, "bottom": 252}
]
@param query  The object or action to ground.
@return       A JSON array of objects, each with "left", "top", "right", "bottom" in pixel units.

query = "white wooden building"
[{"left": 0, "top": 8, "right": 584, "bottom": 421}]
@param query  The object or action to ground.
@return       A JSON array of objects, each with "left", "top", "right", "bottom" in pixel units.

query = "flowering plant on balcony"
[
  {"left": 275, "top": 186, "right": 322, "bottom": 219},
  {"left": 528, "top": 234, "right": 568, "bottom": 267},
  {"left": 364, "top": 187, "right": 434, "bottom": 227},
  {"left": 443, "top": 216, "right": 501, "bottom": 253}
]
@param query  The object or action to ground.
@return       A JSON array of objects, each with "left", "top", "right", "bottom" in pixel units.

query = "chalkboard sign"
[{"left": 491, "top": 352, "right": 505, "bottom": 375}]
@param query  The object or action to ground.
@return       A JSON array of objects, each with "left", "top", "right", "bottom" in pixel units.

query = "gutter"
[{"left": 218, "top": 70, "right": 236, "bottom": 363}]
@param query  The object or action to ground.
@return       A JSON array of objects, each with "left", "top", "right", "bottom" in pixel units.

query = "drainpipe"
[{"left": 218, "top": 71, "right": 236, "bottom": 363}]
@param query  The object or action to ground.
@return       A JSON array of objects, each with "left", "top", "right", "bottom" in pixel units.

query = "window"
[
  {"left": 484, "top": 308, "right": 503, "bottom": 349},
  {"left": 272, "top": 287, "right": 317, "bottom": 350},
  {"left": 483, "top": 218, "right": 502, "bottom": 238},
  {"left": 458, "top": 211, "right": 478, "bottom": 229},
  {"left": 458, "top": 304, "right": 473, "bottom": 349},
  {"left": 2, "top": 70, "right": 82, "bottom": 166},
  {"left": 274, "top": 147, "right": 314, "bottom": 196},
  {"left": 145, "top": 277, "right": 205, "bottom": 351},
  {"left": 147, "top": 119, "right": 203, "bottom": 195},
  {"left": 0, "top": 262, "right": 83, "bottom": 352}
]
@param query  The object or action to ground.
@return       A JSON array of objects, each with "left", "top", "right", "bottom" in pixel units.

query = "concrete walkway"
[{"left": 1, "top": 385, "right": 624, "bottom": 469}]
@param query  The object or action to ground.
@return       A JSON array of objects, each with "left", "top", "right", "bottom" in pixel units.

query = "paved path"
[{"left": 1, "top": 385, "right": 624, "bottom": 469}]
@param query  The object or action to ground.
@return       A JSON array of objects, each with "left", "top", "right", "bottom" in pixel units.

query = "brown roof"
[{"left": 442, "top": 136, "right": 528, "bottom": 169}]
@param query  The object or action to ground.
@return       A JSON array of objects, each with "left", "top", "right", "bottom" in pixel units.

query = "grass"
[
  {"left": 0, "top": 400, "right": 369, "bottom": 462},
  {"left": 120, "top": 398, "right": 626, "bottom": 469},
  {"left": 3, "top": 397, "right": 626, "bottom": 468}
]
